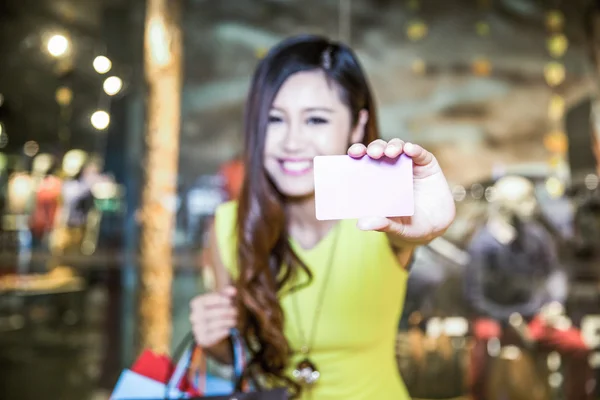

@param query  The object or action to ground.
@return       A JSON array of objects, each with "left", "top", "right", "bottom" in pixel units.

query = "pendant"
[{"left": 292, "top": 358, "right": 320, "bottom": 386}]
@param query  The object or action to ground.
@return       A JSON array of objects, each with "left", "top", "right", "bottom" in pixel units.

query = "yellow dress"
[{"left": 214, "top": 201, "right": 410, "bottom": 400}]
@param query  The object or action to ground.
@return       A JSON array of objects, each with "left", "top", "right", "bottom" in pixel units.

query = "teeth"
[{"left": 282, "top": 161, "right": 311, "bottom": 172}]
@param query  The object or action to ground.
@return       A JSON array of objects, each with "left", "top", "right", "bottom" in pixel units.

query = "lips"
[{"left": 279, "top": 159, "right": 313, "bottom": 175}]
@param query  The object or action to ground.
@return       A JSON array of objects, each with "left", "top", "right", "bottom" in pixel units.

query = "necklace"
[{"left": 290, "top": 223, "right": 341, "bottom": 388}]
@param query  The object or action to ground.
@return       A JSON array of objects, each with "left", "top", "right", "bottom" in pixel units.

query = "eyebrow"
[{"left": 271, "top": 106, "right": 335, "bottom": 113}]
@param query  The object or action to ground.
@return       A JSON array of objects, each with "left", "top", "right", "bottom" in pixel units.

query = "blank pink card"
[{"left": 314, "top": 154, "right": 414, "bottom": 221}]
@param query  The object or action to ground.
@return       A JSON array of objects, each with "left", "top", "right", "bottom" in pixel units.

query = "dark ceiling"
[{"left": 0, "top": 0, "right": 134, "bottom": 155}]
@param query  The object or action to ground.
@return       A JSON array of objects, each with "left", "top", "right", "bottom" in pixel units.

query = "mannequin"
[
  {"left": 466, "top": 175, "right": 591, "bottom": 400},
  {"left": 29, "top": 154, "right": 62, "bottom": 244},
  {"left": 464, "top": 175, "right": 566, "bottom": 322},
  {"left": 51, "top": 151, "right": 105, "bottom": 255}
]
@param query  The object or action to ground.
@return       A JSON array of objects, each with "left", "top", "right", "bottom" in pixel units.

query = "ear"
[{"left": 350, "top": 109, "right": 369, "bottom": 144}]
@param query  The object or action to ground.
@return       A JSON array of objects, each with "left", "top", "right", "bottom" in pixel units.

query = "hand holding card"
[
  {"left": 314, "top": 154, "right": 414, "bottom": 221},
  {"left": 329, "top": 139, "right": 455, "bottom": 244}
]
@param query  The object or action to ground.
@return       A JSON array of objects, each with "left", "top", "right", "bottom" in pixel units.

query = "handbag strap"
[
  {"left": 163, "top": 332, "right": 196, "bottom": 399},
  {"left": 189, "top": 328, "right": 250, "bottom": 394}
]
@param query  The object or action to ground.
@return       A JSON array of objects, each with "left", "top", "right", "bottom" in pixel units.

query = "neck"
[{"left": 285, "top": 195, "right": 337, "bottom": 250}]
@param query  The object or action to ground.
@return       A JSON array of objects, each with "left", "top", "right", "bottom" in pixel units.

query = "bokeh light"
[
  {"left": 93, "top": 56, "right": 112, "bottom": 74},
  {"left": 103, "top": 76, "right": 123, "bottom": 96},
  {"left": 91, "top": 111, "right": 110, "bottom": 130},
  {"left": 47, "top": 34, "right": 69, "bottom": 57},
  {"left": 23, "top": 141, "right": 39, "bottom": 157}
]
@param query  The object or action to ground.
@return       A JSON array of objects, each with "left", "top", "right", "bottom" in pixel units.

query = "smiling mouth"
[{"left": 279, "top": 159, "right": 313, "bottom": 175}]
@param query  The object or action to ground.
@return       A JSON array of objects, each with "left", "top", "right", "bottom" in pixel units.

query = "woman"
[{"left": 189, "top": 35, "right": 455, "bottom": 400}]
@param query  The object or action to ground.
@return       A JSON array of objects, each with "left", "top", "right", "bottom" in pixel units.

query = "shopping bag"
[
  {"left": 111, "top": 330, "right": 289, "bottom": 400},
  {"left": 187, "top": 329, "right": 288, "bottom": 400},
  {"left": 111, "top": 338, "right": 197, "bottom": 399}
]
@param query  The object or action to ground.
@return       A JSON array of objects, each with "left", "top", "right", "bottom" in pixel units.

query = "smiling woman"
[{"left": 189, "top": 34, "right": 455, "bottom": 400}]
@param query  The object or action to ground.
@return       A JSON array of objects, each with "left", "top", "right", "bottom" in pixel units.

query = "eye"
[
  {"left": 268, "top": 115, "right": 283, "bottom": 124},
  {"left": 307, "top": 117, "right": 329, "bottom": 125}
]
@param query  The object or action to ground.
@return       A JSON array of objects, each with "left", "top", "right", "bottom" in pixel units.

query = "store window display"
[
  {"left": 465, "top": 175, "right": 566, "bottom": 321},
  {"left": 465, "top": 175, "right": 591, "bottom": 400},
  {"left": 51, "top": 152, "right": 106, "bottom": 256}
]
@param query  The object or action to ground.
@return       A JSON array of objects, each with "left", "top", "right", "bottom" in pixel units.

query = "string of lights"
[
  {"left": 543, "top": 4, "right": 569, "bottom": 197},
  {"left": 406, "top": 0, "right": 428, "bottom": 76},
  {"left": 472, "top": 0, "right": 492, "bottom": 77}
]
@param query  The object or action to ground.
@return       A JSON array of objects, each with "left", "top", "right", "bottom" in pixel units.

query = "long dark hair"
[{"left": 235, "top": 35, "right": 379, "bottom": 394}]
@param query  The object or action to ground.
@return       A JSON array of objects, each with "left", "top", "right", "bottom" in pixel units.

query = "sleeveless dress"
[{"left": 214, "top": 201, "right": 410, "bottom": 400}]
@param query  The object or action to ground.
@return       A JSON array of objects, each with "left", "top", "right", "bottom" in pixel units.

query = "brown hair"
[{"left": 235, "top": 35, "right": 380, "bottom": 395}]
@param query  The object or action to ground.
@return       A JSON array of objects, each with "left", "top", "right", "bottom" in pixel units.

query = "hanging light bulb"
[
  {"left": 544, "top": 62, "right": 566, "bottom": 87},
  {"left": 543, "top": 130, "right": 568, "bottom": 154},
  {"left": 472, "top": 57, "right": 492, "bottom": 76},
  {"left": 55, "top": 86, "right": 73, "bottom": 106},
  {"left": 47, "top": 34, "right": 69, "bottom": 57},
  {"left": 406, "top": 20, "right": 428, "bottom": 41},
  {"left": 91, "top": 111, "right": 110, "bottom": 130},
  {"left": 103, "top": 76, "right": 123, "bottom": 96},
  {"left": 547, "top": 34, "right": 569, "bottom": 58},
  {"left": 548, "top": 94, "right": 565, "bottom": 121},
  {"left": 545, "top": 10, "right": 564, "bottom": 32},
  {"left": 93, "top": 56, "right": 112, "bottom": 74}
]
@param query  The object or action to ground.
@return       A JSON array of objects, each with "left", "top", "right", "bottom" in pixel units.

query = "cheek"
[
  {"left": 314, "top": 125, "right": 351, "bottom": 154},
  {"left": 263, "top": 126, "right": 281, "bottom": 156}
]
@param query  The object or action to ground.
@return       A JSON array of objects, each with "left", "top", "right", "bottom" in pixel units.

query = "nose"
[{"left": 282, "top": 122, "right": 304, "bottom": 152}]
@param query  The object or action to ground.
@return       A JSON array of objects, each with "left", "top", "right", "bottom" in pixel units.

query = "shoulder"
[
  {"left": 213, "top": 201, "right": 239, "bottom": 277},
  {"left": 215, "top": 200, "right": 238, "bottom": 221}
]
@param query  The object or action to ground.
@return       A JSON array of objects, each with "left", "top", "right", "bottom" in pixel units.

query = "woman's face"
[{"left": 264, "top": 70, "right": 367, "bottom": 198}]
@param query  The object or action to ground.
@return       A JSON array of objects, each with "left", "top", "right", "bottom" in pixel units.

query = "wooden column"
[{"left": 138, "top": 0, "right": 182, "bottom": 355}]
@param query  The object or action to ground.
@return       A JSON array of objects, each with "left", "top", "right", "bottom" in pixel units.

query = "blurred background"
[{"left": 1, "top": 0, "right": 600, "bottom": 399}]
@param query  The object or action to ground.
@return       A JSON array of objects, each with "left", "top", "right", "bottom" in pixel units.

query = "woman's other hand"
[{"left": 189, "top": 286, "right": 238, "bottom": 348}]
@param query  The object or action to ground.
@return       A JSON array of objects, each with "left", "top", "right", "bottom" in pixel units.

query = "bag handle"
[
  {"left": 163, "top": 332, "right": 196, "bottom": 400},
  {"left": 189, "top": 328, "right": 250, "bottom": 394}
]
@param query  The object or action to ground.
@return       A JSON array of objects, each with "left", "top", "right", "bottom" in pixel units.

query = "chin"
[{"left": 271, "top": 178, "right": 315, "bottom": 199}]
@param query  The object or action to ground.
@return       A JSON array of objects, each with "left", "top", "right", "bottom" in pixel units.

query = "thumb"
[
  {"left": 357, "top": 216, "right": 410, "bottom": 238},
  {"left": 356, "top": 216, "right": 393, "bottom": 232}
]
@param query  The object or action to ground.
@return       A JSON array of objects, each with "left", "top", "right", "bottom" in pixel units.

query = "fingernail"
[
  {"left": 386, "top": 145, "right": 399, "bottom": 153},
  {"left": 368, "top": 146, "right": 384, "bottom": 155},
  {"left": 404, "top": 142, "right": 414, "bottom": 152},
  {"left": 349, "top": 144, "right": 362, "bottom": 153}
]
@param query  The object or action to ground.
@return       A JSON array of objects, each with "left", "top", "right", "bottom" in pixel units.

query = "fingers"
[
  {"left": 190, "top": 286, "right": 238, "bottom": 347},
  {"left": 366, "top": 139, "right": 388, "bottom": 159},
  {"left": 385, "top": 138, "right": 405, "bottom": 158},
  {"left": 403, "top": 142, "right": 434, "bottom": 166},
  {"left": 348, "top": 139, "right": 406, "bottom": 160},
  {"left": 348, "top": 140, "right": 436, "bottom": 166},
  {"left": 348, "top": 143, "right": 366, "bottom": 158}
]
